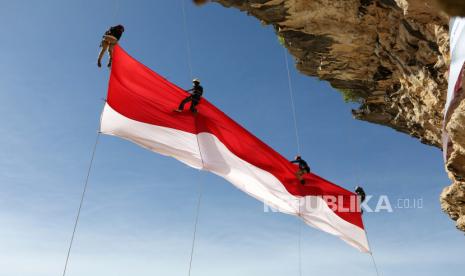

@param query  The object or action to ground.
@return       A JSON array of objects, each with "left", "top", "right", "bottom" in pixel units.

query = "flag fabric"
[
  {"left": 100, "top": 45, "right": 370, "bottom": 252},
  {"left": 444, "top": 17, "right": 465, "bottom": 159}
]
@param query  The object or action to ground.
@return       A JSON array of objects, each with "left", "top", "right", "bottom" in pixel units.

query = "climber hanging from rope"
[
  {"left": 175, "top": 78, "right": 203, "bottom": 113},
  {"left": 355, "top": 186, "right": 366, "bottom": 213},
  {"left": 355, "top": 186, "right": 366, "bottom": 203},
  {"left": 97, "top": 24, "right": 125, "bottom": 68},
  {"left": 290, "top": 155, "right": 311, "bottom": 184}
]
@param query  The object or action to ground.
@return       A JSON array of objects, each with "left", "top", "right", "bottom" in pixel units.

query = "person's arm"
[{"left": 290, "top": 160, "right": 298, "bottom": 164}]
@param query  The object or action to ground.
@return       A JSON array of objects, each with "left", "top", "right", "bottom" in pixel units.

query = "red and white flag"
[{"left": 100, "top": 45, "right": 370, "bottom": 252}]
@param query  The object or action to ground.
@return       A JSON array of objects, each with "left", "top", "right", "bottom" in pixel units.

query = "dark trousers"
[
  {"left": 296, "top": 168, "right": 310, "bottom": 182},
  {"left": 178, "top": 96, "right": 200, "bottom": 112}
]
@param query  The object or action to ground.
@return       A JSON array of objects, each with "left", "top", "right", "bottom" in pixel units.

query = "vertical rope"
[
  {"left": 62, "top": 133, "right": 101, "bottom": 276},
  {"left": 180, "top": 0, "right": 194, "bottom": 79},
  {"left": 365, "top": 228, "right": 381, "bottom": 276},
  {"left": 112, "top": 0, "right": 120, "bottom": 21},
  {"left": 188, "top": 118, "right": 204, "bottom": 276},
  {"left": 188, "top": 182, "right": 203, "bottom": 276},
  {"left": 344, "top": 90, "right": 379, "bottom": 276},
  {"left": 283, "top": 48, "right": 301, "bottom": 155},
  {"left": 285, "top": 46, "right": 303, "bottom": 276},
  {"left": 179, "top": 1, "right": 202, "bottom": 275},
  {"left": 369, "top": 252, "right": 381, "bottom": 276}
]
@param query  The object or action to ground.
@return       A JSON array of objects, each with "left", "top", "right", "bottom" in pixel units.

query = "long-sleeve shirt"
[
  {"left": 291, "top": 159, "right": 310, "bottom": 172},
  {"left": 355, "top": 187, "right": 366, "bottom": 202},
  {"left": 188, "top": 84, "right": 203, "bottom": 99}
]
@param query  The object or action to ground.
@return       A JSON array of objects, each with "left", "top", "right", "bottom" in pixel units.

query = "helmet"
[
  {"left": 295, "top": 155, "right": 301, "bottom": 160},
  {"left": 116, "top": 24, "right": 125, "bottom": 32},
  {"left": 193, "top": 78, "right": 200, "bottom": 84}
]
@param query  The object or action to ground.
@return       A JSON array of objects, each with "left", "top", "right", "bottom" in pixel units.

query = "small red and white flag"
[{"left": 100, "top": 45, "right": 370, "bottom": 252}]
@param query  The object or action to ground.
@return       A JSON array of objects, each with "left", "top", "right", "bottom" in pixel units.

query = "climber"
[
  {"left": 175, "top": 78, "right": 204, "bottom": 113},
  {"left": 355, "top": 186, "right": 366, "bottom": 202},
  {"left": 290, "top": 155, "right": 311, "bottom": 184},
  {"left": 355, "top": 186, "right": 366, "bottom": 213},
  {"left": 97, "top": 24, "right": 125, "bottom": 68}
]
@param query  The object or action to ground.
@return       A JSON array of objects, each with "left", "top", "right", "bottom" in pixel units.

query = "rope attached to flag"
[
  {"left": 61, "top": 132, "right": 101, "bottom": 276},
  {"left": 179, "top": 1, "right": 204, "bottom": 276}
]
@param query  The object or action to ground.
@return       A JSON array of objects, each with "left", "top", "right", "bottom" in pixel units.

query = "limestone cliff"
[
  {"left": 200, "top": 0, "right": 465, "bottom": 231},
  {"left": 435, "top": 0, "right": 465, "bottom": 17}
]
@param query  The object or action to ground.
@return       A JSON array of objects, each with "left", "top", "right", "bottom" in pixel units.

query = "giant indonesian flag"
[{"left": 100, "top": 45, "right": 370, "bottom": 252}]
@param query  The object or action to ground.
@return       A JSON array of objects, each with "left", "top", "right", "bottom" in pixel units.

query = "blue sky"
[{"left": 0, "top": 1, "right": 463, "bottom": 275}]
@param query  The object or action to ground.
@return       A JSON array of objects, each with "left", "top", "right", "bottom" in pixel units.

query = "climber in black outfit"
[
  {"left": 175, "top": 78, "right": 203, "bottom": 113},
  {"left": 290, "top": 155, "right": 311, "bottom": 184},
  {"left": 355, "top": 186, "right": 366, "bottom": 214}
]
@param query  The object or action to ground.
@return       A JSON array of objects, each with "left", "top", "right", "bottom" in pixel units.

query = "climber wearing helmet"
[
  {"left": 97, "top": 24, "right": 125, "bottom": 68},
  {"left": 175, "top": 78, "right": 204, "bottom": 113},
  {"left": 290, "top": 155, "right": 311, "bottom": 184}
]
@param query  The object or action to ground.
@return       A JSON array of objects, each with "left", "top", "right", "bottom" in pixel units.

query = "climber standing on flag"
[
  {"left": 97, "top": 25, "right": 125, "bottom": 68},
  {"left": 290, "top": 155, "right": 311, "bottom": 184},
  {"left": 175, "top": 78, "right": 204, "bottom": 113}
]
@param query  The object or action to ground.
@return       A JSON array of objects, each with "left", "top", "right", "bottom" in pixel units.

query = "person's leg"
[
  {"left": 107, "top": 43, "right": 115, "bottom": 67},
  {"left": 190, "top": 98, "right": 199, "bottom": 113},
  {"left": 296, "top": 170, "right": 305, "bottom": 184},
  {"left": 178, "top": 96, "right": 192, "bottom": 111},
  {"left": 106, "top": 36, "right": 118, "bottom": 67},
  {"left": 97, "top": 40, "right": 110, "bottom": 67}
]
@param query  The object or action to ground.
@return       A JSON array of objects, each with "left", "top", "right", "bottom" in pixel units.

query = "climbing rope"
[
  {"left": 180, "top": 0, "right": 194, "bottom": 79},
  {"left": 61, "top": 132, "right": 101, "bottom": 276},
  {"left": 63, "top": 2, "right": 120, "bottom": 268},
  {"left": 188, "top": 118, "right": 205, "bottom": 276},
  {"left": 283, "top": 45, "right": 304, "bottom": 276},
  {"left": 364, "top": 222, "right": 381, "bottom": 276},
  {"left": 188, "top": 179, "right": 203, "bottom": 276},
  {"left": 370, "top": 252, "right": 381, "bottom": 276},
  {"left": 179, "top": 1, "right": 203, "bottom": 275},
  {"left": 112, "top": 0, "right": 120, "bottom": 21},
  {"left": 283, "top": 48, "right": 302, "bottom": 155},
  {"left": 345, "top": 103, "right": 380, "bottom": 275}
]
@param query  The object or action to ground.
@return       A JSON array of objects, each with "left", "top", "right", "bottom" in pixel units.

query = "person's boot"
[
  {"left": 97, "top": 60, "right": 102, "bottom": 68},
  {"left": 107, "top": 59, "right": 112, "bottom": 68}
]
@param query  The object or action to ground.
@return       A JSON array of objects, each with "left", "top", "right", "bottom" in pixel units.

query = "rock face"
[
  {"left": 435, "top": 0, "right": 465, "bottom": 17},
  {"left": 206, "top": 0, "right": 465, "bottom": 231}
]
